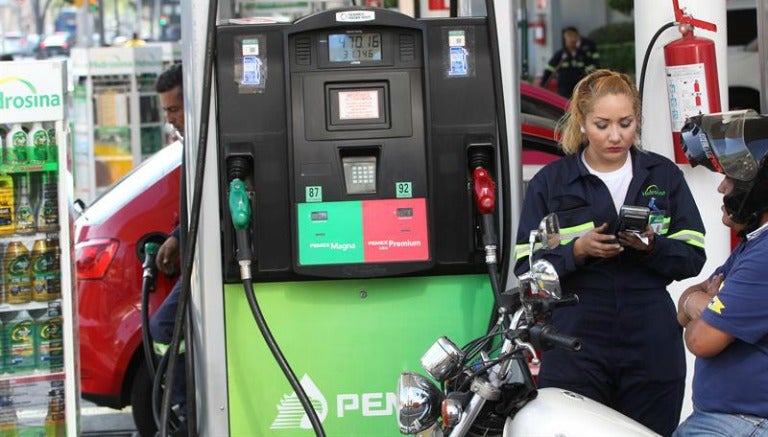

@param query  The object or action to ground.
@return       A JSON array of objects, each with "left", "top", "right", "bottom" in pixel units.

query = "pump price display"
[{"left": 328, "top": 33, "right": 382, "bottom": 62}]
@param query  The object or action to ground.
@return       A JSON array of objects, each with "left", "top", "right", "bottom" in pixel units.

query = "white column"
[
  {"left": 182, "top": 1, "right": 229, "bottom": 435},
  {"left": 634, "top": 0, "right": 730, "bottom": 423}
]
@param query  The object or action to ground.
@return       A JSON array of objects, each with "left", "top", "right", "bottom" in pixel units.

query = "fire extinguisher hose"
[{"left": 639, "top": 21, "right": 676, "bottom": 101}]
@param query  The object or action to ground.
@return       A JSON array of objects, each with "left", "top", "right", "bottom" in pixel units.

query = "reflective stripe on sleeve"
[
  {"left": 515, "top": 242, "right": 542, "bottom": 261},
  {"left": 667, "top": 229, "right": 705, "bottom": 248},
  {"left": 558, "top": 221, "right": 595, "bottom": 245},
  {"left": 515, "top": 221, "right": 594, "bottom": 260},
  {"left": 153, "top": 340, "right": 186, "bottom": 356}
]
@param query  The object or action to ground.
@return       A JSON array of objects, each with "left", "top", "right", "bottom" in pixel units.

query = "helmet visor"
[{"left": 681, "top": 110, "right": 762, "bottom": 181}]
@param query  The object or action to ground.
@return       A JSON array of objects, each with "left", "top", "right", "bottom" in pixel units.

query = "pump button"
[{"left": 342, "top": 156, "right": 377, "bottom": 194}]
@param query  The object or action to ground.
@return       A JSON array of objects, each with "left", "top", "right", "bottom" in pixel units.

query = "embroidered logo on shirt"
[
  {"left": 708, "top": 296, "right": 725, "bottom": 315},
  {"left": 642, "top": 185, "right": 667, "bottom": 197}
]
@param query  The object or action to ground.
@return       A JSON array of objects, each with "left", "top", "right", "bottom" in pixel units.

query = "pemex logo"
[
  {"left": 0, "top": 76, "right": 62, "bottom": 110},
  {"left": 270, "top": 374, "right": 328, "bottom": 430}
]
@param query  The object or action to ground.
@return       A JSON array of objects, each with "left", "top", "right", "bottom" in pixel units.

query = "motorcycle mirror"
[
  {"left": 528, "top": 213, "right": 561, "bottom": 273},
  {"left": 530, "top": 259, "right": 562, "bottom": 300},
  {"left": 396, "top": 372, "right": 444, "bottom": 434},
  {"left": 539, "top": 213, "right": 560, "bottom": 249}
]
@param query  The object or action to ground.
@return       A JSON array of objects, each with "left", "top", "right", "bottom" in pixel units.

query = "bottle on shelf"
[
  {"left": 5, "top": 124, "right": 28, "bottom": 166},
  {"left": 0, "top": 175, "right": 13, "bottom": 236},
  {"left": 4, "top": 241, "right": 31, "bottom": 305},
  {"left": 36, "top": 305, "right": 63, "bottom": 372},
  {"left": 14, "top": 174, "right": 35, "bottom": 235},
  {"left": 45, "top": 122, "right": 58, "bottom": 165},
  {"left": 32, "top": 238, "right": 61, "bottom": 302},
  {"left": 28, "top": 122, "right": 49, "bottom": 164},
  {"left": 5, "top": 310, "right": 35, "bottom": 374},
  {"left": 44, "top": 382, "right": 65, "bottom": 437},
  {"left": 36, "top": 172, "right": 59, "bottom": 233}
]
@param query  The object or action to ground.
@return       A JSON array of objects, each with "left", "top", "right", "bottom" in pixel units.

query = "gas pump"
[{"left": 176, "top": 3, "right": 518, "bottom": 435}]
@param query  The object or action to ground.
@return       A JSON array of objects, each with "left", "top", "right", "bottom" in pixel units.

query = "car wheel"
[{"left": 130, "top": 360, "right": 158, "bottom": 437}]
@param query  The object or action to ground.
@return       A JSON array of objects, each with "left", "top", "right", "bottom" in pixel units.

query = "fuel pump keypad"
[{"left": 342, "top": 156, "right": 377, "bottom": 194}]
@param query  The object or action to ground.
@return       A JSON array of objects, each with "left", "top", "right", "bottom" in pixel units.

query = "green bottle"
[
  {"left": 36, "top": 306, "right": 63, "bottom": 372},
  {"left": 14, "top": 174, "right": 35, "bottom": 235},
  {"left": 5, "top": 310, "right": 36, "bottom": 373},
  {"left": 28, "top": 122, "right": 49, "bottom": 164},
  {"left": 4, "top": 124, "right": 27, "bottom": 165},
  {"left": 46, "top": 123, "right": 58, "bottom": 164}
]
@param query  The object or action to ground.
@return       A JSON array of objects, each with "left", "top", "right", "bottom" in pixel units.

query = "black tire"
[{"left": 130, "top": 360, "right": 158, "bottom": 437}]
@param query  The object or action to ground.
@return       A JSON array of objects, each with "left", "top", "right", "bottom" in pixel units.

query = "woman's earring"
[{"left": 580, "top": 125, "right": 586, "bottom": 134}]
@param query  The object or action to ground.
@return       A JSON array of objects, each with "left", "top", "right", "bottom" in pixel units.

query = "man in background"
[{"left": 539, "top": 26, "right": 599, "bottom": 98}]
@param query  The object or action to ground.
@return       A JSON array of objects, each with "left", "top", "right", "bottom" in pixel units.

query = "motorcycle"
[{"left": 395, "top": 213, "right": 659, "bottom": 436}]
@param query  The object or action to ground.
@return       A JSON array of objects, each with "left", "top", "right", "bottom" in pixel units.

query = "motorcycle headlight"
[
  {"left": 421, "top": 337, "right": 464, "bottom": 382},
  {"left": 396, "top": 372, "right": 444, "bottom": 434}
]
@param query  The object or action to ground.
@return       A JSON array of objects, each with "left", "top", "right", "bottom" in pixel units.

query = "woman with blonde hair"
[{"left": 514, "top": 69, "right": 706, "bottom": 436}]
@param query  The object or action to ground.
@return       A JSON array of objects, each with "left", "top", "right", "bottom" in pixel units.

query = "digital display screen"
[
  {"left": 338, "top": 90, "right": 380, "bottom": 120},
  {"left": 328, "top": 33, "right": 382, "bottom": 62},
  {"left": 311, "top": 211, "right": 328, "bottom": 221},
  {"left": 397, "top": 208, "right": 413, "bottom": 218}
]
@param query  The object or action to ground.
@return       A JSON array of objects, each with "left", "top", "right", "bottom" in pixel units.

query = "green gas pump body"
[{"left": 215, "top": 7, "right": 503, "bottom": 435}]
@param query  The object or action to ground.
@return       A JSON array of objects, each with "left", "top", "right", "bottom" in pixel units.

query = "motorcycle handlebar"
[
  {"left": 550, "top": 294, "right": 579, "bottom": 309},
  {"left": 530, "top": 323, "right": 582, "bottom": 352}
]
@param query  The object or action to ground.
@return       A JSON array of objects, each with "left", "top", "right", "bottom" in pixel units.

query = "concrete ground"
[{"left": 81, "top": 400, "right": 138, "bottom": 436}]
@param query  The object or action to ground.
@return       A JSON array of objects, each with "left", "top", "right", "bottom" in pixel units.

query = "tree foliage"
[
  {"left": 31, "top": 0, "right": 57, "bottom": 35},
  {"left": 608, "top": 0, "right": 633, "bottom": 16}
]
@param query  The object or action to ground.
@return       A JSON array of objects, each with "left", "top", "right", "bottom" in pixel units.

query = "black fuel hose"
[
  {"left": 159, "top": 0, "right": 218, "bottom": 433},
  {"left": 241, "top": 276, "right": 326, "bottom": 437},
  {"left": 484, "top": 0, "right": 513, "bottom": 293}
]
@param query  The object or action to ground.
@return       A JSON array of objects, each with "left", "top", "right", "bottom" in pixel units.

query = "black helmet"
[{"left": 681, "top": 110, "right": 768, "bottom": 229}]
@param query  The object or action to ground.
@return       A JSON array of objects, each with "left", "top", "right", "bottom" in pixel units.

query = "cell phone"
[{"left": 616, "top": 205, "right": 651, "bottom": 234}]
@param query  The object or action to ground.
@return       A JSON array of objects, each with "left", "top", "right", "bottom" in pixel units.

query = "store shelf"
[
  {"left": 0, "top": 371, "right": 64, "bottom": 385},
  {"left": 0, "top": 163, "right": 58, "bottom": 175},
  {"left": 0, "top": 301, "right": 58, "bottom": 314}
]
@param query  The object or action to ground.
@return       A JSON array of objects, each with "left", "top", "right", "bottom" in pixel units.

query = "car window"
[
  {"left": 520, "top": 94, "right": 566, "bottom": 121},
  {"left": 82, "top": 141, "right": 181, "bottom": 223}
]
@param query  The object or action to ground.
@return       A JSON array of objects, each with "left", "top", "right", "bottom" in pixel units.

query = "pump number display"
[{"left": 329, "top": 33, "right": 382, "bottom": 62}]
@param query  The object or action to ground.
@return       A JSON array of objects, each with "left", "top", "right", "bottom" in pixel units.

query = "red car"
[
  {"left": 75, "top": 141, "right": 181, "bottom": 436},
  {"left": 74, "top": 85, "right": 566, "bottom": 436}
]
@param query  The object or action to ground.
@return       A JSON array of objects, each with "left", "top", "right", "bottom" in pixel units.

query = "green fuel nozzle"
[
  {"left": 229, "top": 179, "right": 251, "bottom": 230},
  {"left": 228, "top": 179, "right": 253, "bottom": 271}
]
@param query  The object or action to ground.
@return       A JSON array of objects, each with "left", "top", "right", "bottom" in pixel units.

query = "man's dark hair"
[
  {"left": 562, "top": 26, "right": 580, "bottom": 36},
  {"left": 156, "top": 63, "right": 182, "bottom": 93}
]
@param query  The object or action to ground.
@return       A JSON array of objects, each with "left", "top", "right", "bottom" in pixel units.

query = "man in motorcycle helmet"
[{"left": 674, "top": 110, "right": 768, "bottom": 436}]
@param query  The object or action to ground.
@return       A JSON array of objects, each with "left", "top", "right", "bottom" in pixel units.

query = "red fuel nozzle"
[{"left": 472, "top": 167, "right": 496, "bottom": 215}]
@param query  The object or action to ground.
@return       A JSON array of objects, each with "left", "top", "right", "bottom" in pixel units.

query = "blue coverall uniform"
[
  {"left": 149, "top": 226, "right": 186, "bottom": 408},
  {"left": 539, "top": 38, "right": 599, "bottom": 98},
  {"left": 515, "top": 147, "right": 706, "bottom": 436}
]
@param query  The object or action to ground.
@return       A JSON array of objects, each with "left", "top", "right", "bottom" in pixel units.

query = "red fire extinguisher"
[
  {"left": 428, "top": 0, "right": 450, "bottom": 11},
  {"left": 663, "top": 0, "right": 721, "bottom": 164},
  {"left": 533, "top": 15, "right": 547, "bottom": 45}
]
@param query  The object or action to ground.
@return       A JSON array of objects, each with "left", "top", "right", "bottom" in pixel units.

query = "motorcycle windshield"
[{"left": 683, "top": 110, "right": 763, "bottom": 182}]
